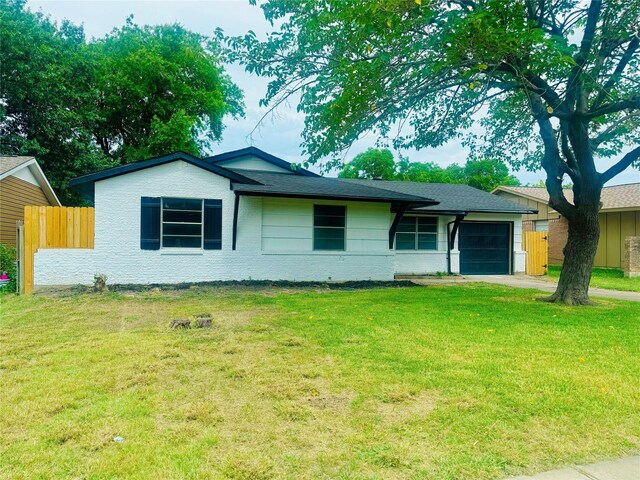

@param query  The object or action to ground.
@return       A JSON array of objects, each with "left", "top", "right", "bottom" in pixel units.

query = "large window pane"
[
  {"left": 163, "top": 198, "right": 202, "bottom": 210},
  {"left": 313, "top": 205, "right": 345, "bottom": 250},
  {"left": 397, "top": 217, "right": 417, "bottom": 233},
  {"left": 163, "top": 210, "right": 202, "bottom": 223},
  {"left": 418, "top": 217, "right": 437, "bottom": 233},
  {"left": 162, "top": 236, "right": 202, "bottom": 248},
  {"left": 163, "top": 223, "right": 201, "bottom": 236},
  {"left": 314, "top": 205, "right": 346, "bottom": 227},
  {"left": 161, "top": 197, "right": 203, "bottom": 248},
  {"left": 418, "top": 234, "right": 437, "bottom": 250},
  {"left": 396, "top": 233, "right": 416, "bottom": 250}
]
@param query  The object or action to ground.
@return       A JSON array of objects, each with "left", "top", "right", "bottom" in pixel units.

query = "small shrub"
[{"left": 0, "top": 244, "right": 17, "bottom": 293}]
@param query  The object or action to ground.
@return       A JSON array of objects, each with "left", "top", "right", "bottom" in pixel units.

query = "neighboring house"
[
  {"left": 0, "top": 156, "right": 61, "bottom": 246},
  {"left": 493, "top": 184, "right": 640, "bottom": 268},
  {"left": 32, "top": 148, "right": 533, "bottom": 286}
]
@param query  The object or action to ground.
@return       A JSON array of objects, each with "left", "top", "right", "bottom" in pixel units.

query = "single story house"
[
  {"left": 32, "top": 148, "right": 534, "bottom": 286},
  {"left": 493, "top": 184, "right": 640, "bottom": 268},
  {"left": 0, "top": 156, "right": 61, "bottom": 246}
]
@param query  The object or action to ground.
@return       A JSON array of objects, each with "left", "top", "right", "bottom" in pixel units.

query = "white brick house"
[{"left": 33, "top": 148, "right": 533, "bottom": 286}]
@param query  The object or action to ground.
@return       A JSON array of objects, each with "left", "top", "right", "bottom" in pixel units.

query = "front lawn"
[
  {"left": 547, "top": 265, "right": 640, "bottom": 292},
  {"left": 1, "top": 284, "right": 639, "bottom": 479}
]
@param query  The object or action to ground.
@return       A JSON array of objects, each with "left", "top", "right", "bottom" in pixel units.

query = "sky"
[{"left": 28, "top": 0, "right": 639, "bottom": 185}]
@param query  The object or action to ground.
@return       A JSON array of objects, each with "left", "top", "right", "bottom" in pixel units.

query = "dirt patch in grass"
[{"left": 32, "top": 279, "right": 420, "bottom": 298}]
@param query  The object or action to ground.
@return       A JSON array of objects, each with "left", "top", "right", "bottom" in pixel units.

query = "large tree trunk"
[{"left": 546, "top": 206, "right": 600, "bottom": 305}]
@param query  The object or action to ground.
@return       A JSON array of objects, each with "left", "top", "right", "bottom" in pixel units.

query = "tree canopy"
[
  {"left": 1, "top": 0, "right": 243, "bottom": 203},
  {"left": 229, "top": 0, "right": 638, "bottom": 189},
  {"left": 229, "top": 0, "right": 640, "bottom": 304},
  {"left": 338, "top": 148, "right": 520, "bottom": 191}
]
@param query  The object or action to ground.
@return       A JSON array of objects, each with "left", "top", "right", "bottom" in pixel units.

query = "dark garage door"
[{"left": 459, "top": 222, "right": 511, "bottom": 274}]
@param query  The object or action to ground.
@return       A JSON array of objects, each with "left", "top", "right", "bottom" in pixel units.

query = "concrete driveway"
[
  {"left": 508, "top": 455, "right": 640, "bottom": 480},
  {"left": 407, "top": 275, "right": 640, "bottom": 302}
]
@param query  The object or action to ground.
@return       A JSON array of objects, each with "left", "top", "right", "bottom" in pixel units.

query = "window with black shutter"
[{"left": 140, "top": 197, "right": 222, "bottom": 250}]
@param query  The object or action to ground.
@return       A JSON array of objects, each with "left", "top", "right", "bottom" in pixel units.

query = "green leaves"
[
  {"left": 228, "top": 0, "right": 639, "bottom": 183},
  {"left": 338, "top": 149, "right": 520, "bottom": 191},
  {"left": 0, "top": 1, "right": 243, "bottom": 204}
]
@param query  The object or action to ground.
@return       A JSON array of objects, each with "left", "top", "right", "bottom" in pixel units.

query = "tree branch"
[
  {"left": 586, "top": 97, "right": 640, "bottom": 119},
  {"left": 600, "top": 145, "right": 640, "bottom": 183},
  {"left": 590, "top": 111, "right": 640, "bottom": 149},
  {"left": 566, "top": 0, "right": 602, "bottom": 110},
  {"left": 527, "top": 92, "right": 576, "bottom": 218},
  {"left": 591, "top": 36, "right": 640, "bottom": 110},
  {"left": 496, "top": 62, "right": 568, "bottom": 116}
]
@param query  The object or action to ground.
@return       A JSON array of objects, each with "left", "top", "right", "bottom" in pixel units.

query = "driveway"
[
  {"left": 407, "top": 275, "right": 640, "bottom": 302},
  {"left": 508, "top": 455, "right": 640, "bottom": 480}
]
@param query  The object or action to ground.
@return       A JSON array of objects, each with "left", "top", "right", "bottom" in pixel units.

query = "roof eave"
[
  {"left": 412, "top": 207, "right": 537, "bottom": 215},
  {"left": 68, "top": 152, "right": 262, "bottom": 200},
  {"left": 28, "top": 161, "right": 62, "bottom": 206},
  {"left": 233, "top": 189, "right": 438, "bottom": 206}
]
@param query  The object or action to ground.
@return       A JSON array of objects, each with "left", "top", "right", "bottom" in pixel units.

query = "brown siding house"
[
  {"left": 493, "top": 184, "right": 640, "bottom": 269},
  {"left": 0, "top": 156, "right": 61, "bottom": 246}
]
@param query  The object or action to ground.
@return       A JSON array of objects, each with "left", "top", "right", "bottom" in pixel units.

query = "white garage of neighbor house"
[{"left": 33, "top": 148, "right": 534, "bottom": 287}]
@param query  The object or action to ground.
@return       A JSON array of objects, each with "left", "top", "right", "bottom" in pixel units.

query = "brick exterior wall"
[
  {"left": 522, "top": 220, "right": 534, "bottom": 233},
  {"left": 624, "top": 236, "right": 640, "bottom": 277},
  {"left": 548, "top": 217, "right": 569, "bottom": 265}
]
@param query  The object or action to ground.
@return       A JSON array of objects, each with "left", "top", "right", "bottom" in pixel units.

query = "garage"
[{"left": 459, "top": 222, "right": 512, "bottom": 274}]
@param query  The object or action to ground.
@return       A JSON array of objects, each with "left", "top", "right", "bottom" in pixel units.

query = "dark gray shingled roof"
[
  {"left": 230, "top": 170, "right": 438, "bottom": 205},
  {"left": 339, "top": 179, "right": 536, "bottom": 214}
]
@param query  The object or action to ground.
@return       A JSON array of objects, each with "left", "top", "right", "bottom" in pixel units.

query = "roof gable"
[
  {"left": 0, "top": 156, "right": 61, "bottom": 206},
  {"left": 69, "top": 151, "right": 261, "bottom": 201},
  {"left": 206, "top": 147, "right": 319, "bottom": 177}
]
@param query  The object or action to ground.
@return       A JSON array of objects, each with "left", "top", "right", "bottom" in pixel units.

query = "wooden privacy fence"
[
  {"left": 22, "top": 206, "right": 94, "bottom": 294},
  {"left": 524, "top": 231, "right": 548, "bottom": 276}
]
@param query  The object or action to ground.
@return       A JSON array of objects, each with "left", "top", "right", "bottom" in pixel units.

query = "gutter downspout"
[{"left": 232, "top": 193, "right": 240, "bottom": 251}]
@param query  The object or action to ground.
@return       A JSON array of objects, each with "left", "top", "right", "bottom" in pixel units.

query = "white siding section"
[
  {"left": 214, "top": 155, "right": 293, "bottom": 173},
  {"left": 34, "top": 161, "right": 394, "bottom": 286},
  {"left": 11, "top": 167, "right": 39, "bottom": 186},
  {"left": 261, "top": 198, "right": 389, "bottom": 253}
]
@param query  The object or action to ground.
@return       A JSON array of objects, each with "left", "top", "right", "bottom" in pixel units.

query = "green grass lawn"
[
  {"left": 1, "top": 284, "right": 639, "bottom": 480},
  {"left": 547, "top": 265, "right": 640, "bottom": 292}
]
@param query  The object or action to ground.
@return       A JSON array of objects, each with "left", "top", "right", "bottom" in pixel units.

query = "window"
[
  {"left": 313, "top": 205, "right": 346, "bottom": 250},
  {"left": 140, "top": 197, "right": 221, "bottom": 251},
  {"left": 395, "top": 216, "right": 438, "bottom": 250},
  {"left": 161, "top": 198, "right": 203, "bottom": 248}
]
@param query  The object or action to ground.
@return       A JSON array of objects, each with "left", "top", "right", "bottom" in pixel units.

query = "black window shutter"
[
  {"left": 140, "top": 197, "right": 161, "bottom": 250},
  {"left": 203, "top": 199, "right": 222, "bottom": 250}
]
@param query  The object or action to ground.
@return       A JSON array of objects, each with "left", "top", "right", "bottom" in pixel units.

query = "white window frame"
[
  {"left": 161, "top": 197, "right": 204, "bottom": 249},
  {"left": 312, "top": 204, "right": 347, "bottom": 251},
  {"left": 395, "top": 216, "right": 438, "bottom": 251}
]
